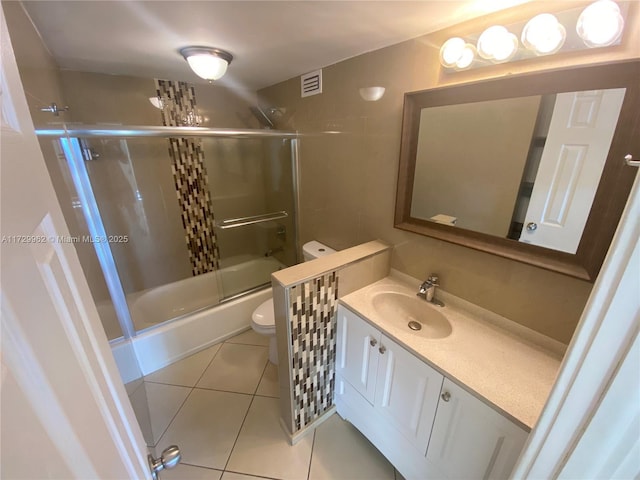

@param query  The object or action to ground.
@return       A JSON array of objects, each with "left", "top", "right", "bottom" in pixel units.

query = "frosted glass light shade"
[
  {"left": 179, "top": 47, "right": 233, "bottom": 81},
  {"left": 522, "top": 14, "right": 566, "bottom": 55},
  {"left": 577, "top": 0, "right": 624, "bottom": 47},
  {"left": 359, "top": 86, "right": 386, "bottom": 101},
  {"left": 477, "top": 26, "right": 519, "bottom": 62}
]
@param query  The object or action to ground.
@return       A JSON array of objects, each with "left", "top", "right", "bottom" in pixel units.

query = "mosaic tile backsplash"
[
  {"left": 155, "top": 79, "right": 220, "bottom": 275},
  {"left": 288, "top": 271, "right": 339, "bottom": 431}
]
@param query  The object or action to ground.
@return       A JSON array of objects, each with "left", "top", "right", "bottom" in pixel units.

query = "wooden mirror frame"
[{"left": 395, "top": 60, "right": 639, "bottom": 282}]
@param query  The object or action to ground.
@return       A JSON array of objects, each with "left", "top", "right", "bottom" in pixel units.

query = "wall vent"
[{"left": 301, "top": 69, "right": 322, "bottom": 98}]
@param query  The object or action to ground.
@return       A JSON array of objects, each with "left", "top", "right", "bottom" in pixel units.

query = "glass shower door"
[{"left": 203, "top": 137, "right": 298, "bottom": 300}]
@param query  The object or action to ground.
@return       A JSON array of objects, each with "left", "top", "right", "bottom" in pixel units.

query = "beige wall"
[
  {"left": 412, "top": 96, "right": 540, "bottom": 236},
  {"left": 2, "top": 1, "right": 123, "bottom": 338},
  {"left": 259, "top": 1, "right": 639, "bottom": 344}
]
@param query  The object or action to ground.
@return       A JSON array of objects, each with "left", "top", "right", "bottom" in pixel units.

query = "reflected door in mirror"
[{"left": 519, "top": 88, "right": 625, "bottom": 253}]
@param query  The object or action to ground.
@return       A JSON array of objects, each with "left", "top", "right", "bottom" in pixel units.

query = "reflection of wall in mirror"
[{"left": 410, "top": 96, "right": 541, "bottom": 237}]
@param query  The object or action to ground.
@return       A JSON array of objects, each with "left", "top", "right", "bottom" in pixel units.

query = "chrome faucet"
[{"left": 417, "top": 274, "right": 444, "bottom": 306}]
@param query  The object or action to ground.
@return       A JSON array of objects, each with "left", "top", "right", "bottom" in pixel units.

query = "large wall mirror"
[{"left": 395, "top": 61, "right": 639, "bottom": 281}]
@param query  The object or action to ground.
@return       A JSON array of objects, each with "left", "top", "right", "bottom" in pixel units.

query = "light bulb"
[
  {"left": 577, "top": 0, "right": 624, "bottom": 47},
  {"left": 522, "top": 13, "right": 566, "bottom": 55},
  {"left": 455, "top": 44, "right": 477, "bottom": 69},
  {"left": 440, "top": 37, "right": 466, "bottom": 68},
  {"left": 477, "top": 26, "right": 519, "bottom": 63},
  {"left": 440, "top": 37, "right": 476, "bottom": 69}
]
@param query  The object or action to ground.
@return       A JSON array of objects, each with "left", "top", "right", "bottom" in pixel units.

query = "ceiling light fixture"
[
  {"left": 577, "top": 0, "right": 625, "bottom": 47},
  {"left": 179, "top": 46, "right": 233, "bottom": 81},
  {"left": 522, "top": 13, "right": 566, "bottom": 55}
]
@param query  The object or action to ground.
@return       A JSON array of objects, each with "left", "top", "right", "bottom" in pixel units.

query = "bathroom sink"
[{"left": 371, "top": 291, "right": 452, "bottom": 339}]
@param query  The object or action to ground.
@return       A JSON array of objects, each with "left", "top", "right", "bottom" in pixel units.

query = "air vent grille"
[{"left": 301, "top": 69, "right": 322, "bottom": 98}]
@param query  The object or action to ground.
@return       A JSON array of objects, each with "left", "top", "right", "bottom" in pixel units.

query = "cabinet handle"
[
  {"left": 441, "top": 391, "right": 451, "bottom": 402},
  {"left": 379, "top": 346, "right": 386, "bottom": 354},
  {"left": 370, "top": 338, "right": 377, "bottom": 347}
]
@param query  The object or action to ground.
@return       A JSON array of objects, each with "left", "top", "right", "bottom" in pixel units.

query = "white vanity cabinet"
[
  {"left": 428, "top": 379, "right": 528, "bottom": 479},
  {"left": 334, "top": 305, "right": 529, "bottom": 480},
  {"left": 336, "top": 305, "right": 443, "bottom": 453}
]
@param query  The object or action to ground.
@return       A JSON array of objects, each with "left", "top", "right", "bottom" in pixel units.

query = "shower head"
[{"left": 250, "top": 106, "right": 275, "bottom": 129}]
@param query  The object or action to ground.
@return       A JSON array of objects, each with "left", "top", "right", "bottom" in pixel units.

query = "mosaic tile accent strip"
[
  {"left": 155, "top": 79, "right": 198, "bottom": 127},
  {"left": 155, "top": 79, "right": 220, "bottom": 274},
  {"left": 288, "top": 271, "right": 339, "bottom": 432}
]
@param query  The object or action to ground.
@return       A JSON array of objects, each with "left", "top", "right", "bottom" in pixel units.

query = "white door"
[
  {"left": 374, "top": 334, "right": 443, "bottom": 455},
  {"left": 336, "top": 305, "right": 380, "bottom": 404},
  {"left": 427, "top": 379, "right": 528, "bottom": 480},
  {"left": 520, "top": 88, "right": 625, "bottom": 253},
  {"left": 0, "top": 8, "right": 149, "bottom": 479}
]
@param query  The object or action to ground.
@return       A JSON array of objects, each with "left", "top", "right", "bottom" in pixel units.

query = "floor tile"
[
  {"left": 145, "top": 382, "right": 192, "bottom": 446},
  {"left": 308, "top": 414, "right": 395, "bottom": 480},
  {"left": 255, "top": 362, "right": 279, "bottom": 398},
  {"left": 221, "top": 472, "right": 272, "bottom": 480},
  {"left": 156, "top": 389, "right": 252, "bottom": 470},
  {"left": 129, "top": 379, "right": 153, "bottom": 446},
  {"left": 161, "top": 463, "right": 223, "bottom": 480},
  {"left": 226, "top": 396, "right": 313, "bottom": 480},
  {"left": 146, "top": 345, "right": 221, "bottom": 387},
  {"left": 197, "top": 343, "right": 268, "bottom": 394},
  {"left": 225, "top": 328, "right": 270, "bottom": 347}
]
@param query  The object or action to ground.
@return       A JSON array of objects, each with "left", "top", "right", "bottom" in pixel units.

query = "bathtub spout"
[{"left": 264, "top": 247, "right": 284, "bottom": 257}]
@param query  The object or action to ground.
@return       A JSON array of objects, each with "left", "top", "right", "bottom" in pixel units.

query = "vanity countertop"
[{"left": 339, "top": 272, "right": 566, "bottom": 430}]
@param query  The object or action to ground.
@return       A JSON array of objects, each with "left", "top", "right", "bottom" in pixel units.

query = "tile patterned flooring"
[{"left": 135, "top": 329, "right": 400, "bottom": 480}]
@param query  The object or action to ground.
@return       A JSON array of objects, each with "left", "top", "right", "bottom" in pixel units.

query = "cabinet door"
[
  {"left": 427, "top": 379, "right": 528, "bottom": 480},
  {"left": 336, "top": 306, "right": 380, "bottom": 404},
  {"left": 374, "top": 335, "right": 444, "bottom": 454}
]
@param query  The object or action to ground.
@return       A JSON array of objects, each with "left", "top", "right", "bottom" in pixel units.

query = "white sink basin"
[{"left": 371, "top": 291, "right": 452, "bottom": 339}]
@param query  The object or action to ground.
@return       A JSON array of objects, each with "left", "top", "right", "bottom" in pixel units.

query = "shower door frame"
[{"left": 37, "top": 125, "right": 301, "bottom": 340}]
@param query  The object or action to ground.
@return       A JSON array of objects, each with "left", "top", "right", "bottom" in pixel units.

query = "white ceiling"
[{"left": 22, "top": 0, "right": 530, "bottom": 91}]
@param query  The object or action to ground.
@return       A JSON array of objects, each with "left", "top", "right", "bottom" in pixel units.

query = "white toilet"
[{"left": 251, "top": 240, "right": 336, "bottom": 365}]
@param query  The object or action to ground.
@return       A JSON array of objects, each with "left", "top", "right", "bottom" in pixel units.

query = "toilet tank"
[{"left": 302, "top": 241, "right": 336, "bottom": 262}]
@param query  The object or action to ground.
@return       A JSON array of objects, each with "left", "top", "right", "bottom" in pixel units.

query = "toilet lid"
[{"left": 252, "top": 298, "right": 275, "bottom": 328}]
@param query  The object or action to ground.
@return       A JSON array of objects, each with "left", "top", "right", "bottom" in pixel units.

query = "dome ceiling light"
[{"left": 179, "top": 46, "right": 233, "bottom": 81}]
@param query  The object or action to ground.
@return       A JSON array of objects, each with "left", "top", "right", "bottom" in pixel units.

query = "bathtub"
[{"left": 111, "top": 255, "right": 285, "bottom": 381}]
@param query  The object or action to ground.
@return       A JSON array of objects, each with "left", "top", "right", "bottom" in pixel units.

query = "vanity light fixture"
[
  {"left": 577, "top": 0, "right": 625, "bottom": 47},
  {"left": 439, "top": 0, "right": 626, "bottom": 71},
  {"left": 522, "top": 13, "right": 566, "bottom": 55},
  {"left": 477, "top": 25, "right": 519, "bottom": 63},
  {"left": 179, "top": 46, "right": 233, "bottom": 81}
]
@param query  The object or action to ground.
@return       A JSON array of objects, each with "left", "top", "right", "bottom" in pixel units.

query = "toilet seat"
[{"left": 251, "top": 298, "right": 275, "bottom": 335}]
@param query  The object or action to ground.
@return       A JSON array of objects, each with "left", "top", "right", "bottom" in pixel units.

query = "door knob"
[
  {"left": 370, "top": 338, "right": 377, "bottom": 347},
  {"left": 526, "top": 222, "right": 538, "bottom": 232},
  {"left": 148, "top": 445, "right": 181, "bottom": 480},
  {"left": 441, "top": 391, "right": 451, "bottom": 402},
  {"left": 379, "top": 345, "right": 386, "bottom": 354}
]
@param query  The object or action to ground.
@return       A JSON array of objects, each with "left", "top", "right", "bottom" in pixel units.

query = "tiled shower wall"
[
  {"left": 155, "top": 79, "right": 220, "bottom": 274},
  {"left": 273, "top": 241, "right": 391, "bottom": 439}
]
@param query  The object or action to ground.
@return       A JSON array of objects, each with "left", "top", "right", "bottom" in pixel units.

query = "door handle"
[
  {"left": 526, "top": 222, "right": 537, "bottom": 232},
  {"left": 625, "top": 154, "right": 640, "bottom": 167}
]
